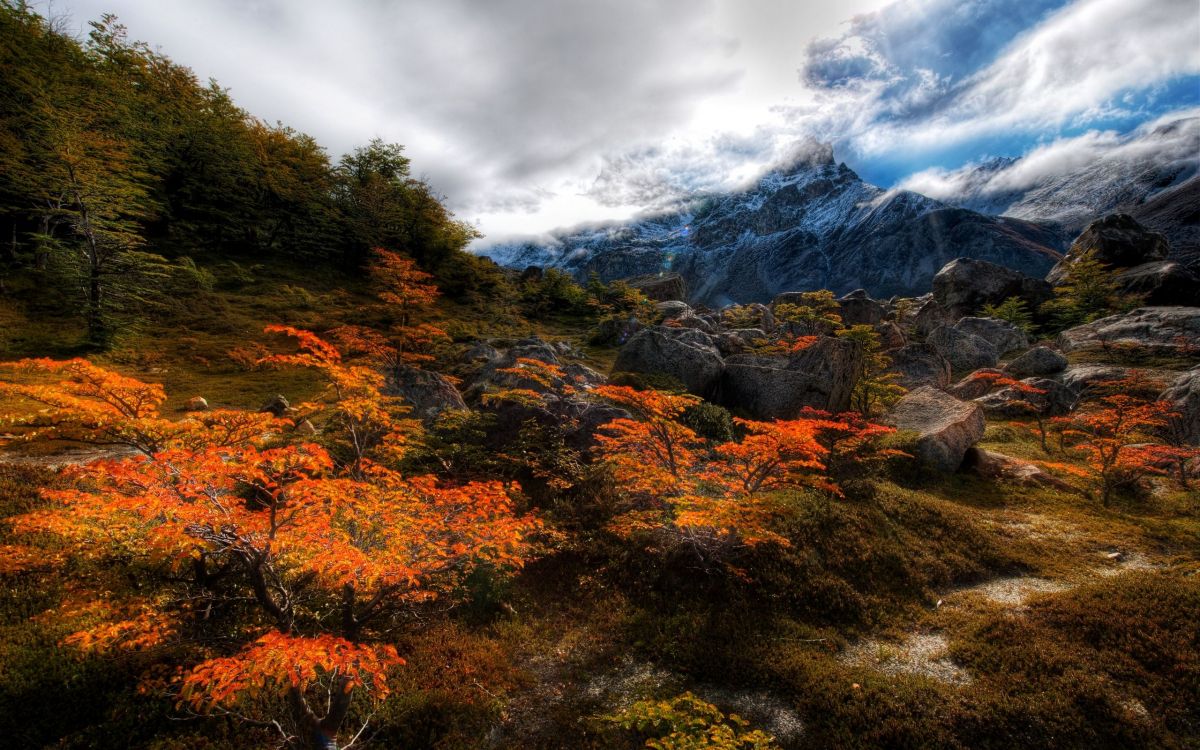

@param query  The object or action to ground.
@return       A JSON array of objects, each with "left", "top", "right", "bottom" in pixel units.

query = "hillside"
[{"left": 0, "top": 6, "right": 1198, "bottom": 750}]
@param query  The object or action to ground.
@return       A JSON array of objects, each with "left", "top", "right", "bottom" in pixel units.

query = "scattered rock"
[
  {"left": 592, "top": 316, "right": 644, "bottom": 346},
  {"left": 1046, "top": 214, "right": 1168, "bottom": 285},
  {"left": 614, "top": 328, "right": 724, "bottom": 396},
  {"left": 1004, "top": 346, "right": 1068, "bottom": 378},
  {"left": 184, "top": 396, "right": 209, "bottom": 412},
  {"left": 933, "top": 258, "right": 1052, "bottom": 317},
  {"left": 1057, "top": 306, "right": 1200, "bottom": 356},
  {"left": 954, "top": 317, "right": 1030, "bottom": 355},
  {"left": 1060, "top": 364, "right": 1132, "bottom": 397},
  {"left": 884, "top": 386, "right": 985, "bottom": 471},
  {"left": 927, "top": 325, "right": 999, "bottom": 373},
  {"left": 460, "top": 341, "right": 501, "bottom": 364},
  {"left": 888, "top": 343, "right": 952, "bottom": 390}
]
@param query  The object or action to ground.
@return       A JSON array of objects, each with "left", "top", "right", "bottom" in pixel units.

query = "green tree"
[
  {"left": 981, "top": 296, "right": 1035, "bottom": 335},
  {"left": 1041, "top": 251, "right": 1144, "bottom": 329},
  {"left": 837, "top": 323, "right": 906, "bottom": 416}
]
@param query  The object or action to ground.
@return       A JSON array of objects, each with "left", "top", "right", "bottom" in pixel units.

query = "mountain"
[
  {"left": 909, "top": 115, "right": 1200, "bottom": 264},
  {"left": 481, "top": 143, "right": 1063, "bottom": 306}
]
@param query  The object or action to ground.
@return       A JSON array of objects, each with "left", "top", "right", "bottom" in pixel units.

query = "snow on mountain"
[
  {"left": 900, "top": 113, "right": 1200, "bottom": 256},
  {"left": 479, "top": 144, "right": 1062, "bottom": 306}
]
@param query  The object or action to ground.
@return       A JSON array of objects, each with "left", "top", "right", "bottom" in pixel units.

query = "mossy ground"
[{"left": 0, "top": 262, "right": 1197, "bottom": 748}]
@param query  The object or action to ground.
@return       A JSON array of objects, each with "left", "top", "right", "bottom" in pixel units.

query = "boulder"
[
  {"left": 593, "top": 316, "right": 644, "bottom": 346},
  {"left": 770, "top": 291, "right": 810, "bottom": 309},
  {"left": 184, "top": 396, "right": 209, "bottom": 412},
  {"left": 963, "top": 447, "right": 1086, "bottom": 495},
  {"left": 1114, "top": 261, "right": 1200, "bottom": 306},
  {"left": 884, "top": 386, "right": 985, "bottom": 471},
  {"left": 948, "top": 369, "right": 1005, "bottom": 400},
  {"left": 932, "top": 258, "right": 1053, "bottom": 317},
  {"left": 1004, "top": 346, "right": 1068, "bottom": 378},
  {"left": 954, "top": 317, "right": 1030, "bottom": 355},
  {"left": 259, "top": 394, "right": 294, "bottom": 418},
  {"left": 747, "top": 303, "right": 776, "bottom": 332},
  {"left": 385, "top": 365, "right": 467, "bottom": 424},
  {"left": 838, "top": 289, "right": 886, "bottom": 326},
  {"left": 460, "top": 341, "right": 501, "bottom": 364},
  {"left": 614, "top": 328, "right": 724, "bottom": 396},
  {"left": 627, "top": 273, "right": 687, "bottom": 302},
  {"left": 888, "top": 343, "right": 952, "bottom": 390},
  {"left": 976, "top": 377, "right": 1074, "bottom": 417},
  {"left": 875, "top": 321, "right": 907, "bottom": 351},
  {"left": 927, "top": 325, "right": 1000, "bottom": 373},
  {"left": 1060, "top": 365, "right": 1132, "bottom": 398},
  {"left": 655, "top": 300, "right": 691, "bottom": 319},
  {"left": 1057, "top": 307, "right": 1200, "bottom": 356},
  {"left": 1046, "top": 214, "right": 1169, "bottom": 285},
  {"left": 674, "top": 313, "right": 717, "bottom": 334},
  {"left": 720, "top": 337, "right": 863, "bottom": 419},
  {"left": 912, "top": 297, "right": 954, "bottom": 337},
  {"left": 1161, "top": 367, "right": 1200, "bottom": 445}
]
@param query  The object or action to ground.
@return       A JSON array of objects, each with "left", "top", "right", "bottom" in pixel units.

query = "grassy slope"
[{"left": 0, "top": 260, "right": 1197, "bottom": 748}]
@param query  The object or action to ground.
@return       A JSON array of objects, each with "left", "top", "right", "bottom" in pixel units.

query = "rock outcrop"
[
  {"left": 932, "top": 258, "right": 1053, "bottom": 318},
  {"left": 1114, "top": 261, "right": 1200, "bottom": 306},
  {"left": 613, "top": 328, "right": 724, "bottom": 396},
  {"left": 386, "top": 365, "right": 467, "bottom": 424},
  {"left": 1161, "top": 367, "right": 1200, "bottom": 444},
  {"left": 1057, "top": 307, "right": 1200, "bottom": 355},
  {"left": 1004, "top": 346, "right": 1068, "bottom": 378},
  {"left": 884, "top": 386, "right": 985, "bottom": 471},
  {"left": 888, "top": 343, "right": 953, "bottom": 390},
  {"left": 627, "top": 273, "right": 687, "bottom": 302},
  {"left": 927, "top": 325, "right": 1000, "bottom": 373},
  {"left": 1046, "top": 214, "right": 1168, "bottom": 285},
  {"left": 719, "top": 337, "right": 862, "bottom": 419},
  {"left": 953, "top": 317, "right": 1030, "bottom": 356}
]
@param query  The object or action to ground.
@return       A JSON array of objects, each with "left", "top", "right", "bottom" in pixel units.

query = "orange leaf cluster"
[
  {"left": 180, "top": 631, "right": 404, "bottom": 711},
  {"left": 593, "top": 387, "right": 897, "bottom": 557}
]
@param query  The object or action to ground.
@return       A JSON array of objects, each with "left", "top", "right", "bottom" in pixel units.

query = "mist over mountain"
[
  {"left": 481, "top": 143, "right": 1064, "bottom": 306},
  {"left": 898, "top": 114, "right": 1200, "bottom": 261}
]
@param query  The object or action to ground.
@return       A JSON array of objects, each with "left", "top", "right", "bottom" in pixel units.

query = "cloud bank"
[{"left": 42, "top": 0, "right": 1200, "bottom": 242}]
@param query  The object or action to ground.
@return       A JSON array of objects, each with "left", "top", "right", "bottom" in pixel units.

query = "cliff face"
[{"left": 481, "top": 148, "right": 1063, "bottom": 306}]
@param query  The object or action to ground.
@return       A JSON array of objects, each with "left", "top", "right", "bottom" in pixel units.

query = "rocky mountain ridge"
[{"left": 482, "top": 144, "right": 1064, "bottom": 306}]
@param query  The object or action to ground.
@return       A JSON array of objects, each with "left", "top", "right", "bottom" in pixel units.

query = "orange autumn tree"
[
  {"left": 1053, "top": 374, "right": 1177, "bottom": 505},
  {"left": 593, "top": 386, "right": 898, "bottom": 561},
  {"left": 259, "top": 325, "right": 420, "bottom": 477},
  {"left": 967, "top": 370, "right": 1052, "bottom": 451},
  {"left": 0, "top": 358, "right": 280, "bottom": 455},
  {"left": 369, "top": 247, "right": 447, "bottom": 364},
  {"left": 1, "top": 358, "right": 539, "bottom": 750}
]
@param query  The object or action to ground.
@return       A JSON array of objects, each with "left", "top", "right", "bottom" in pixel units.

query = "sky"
[{"left": 42, "top": 0, "right": 1200, "bottom": 244}]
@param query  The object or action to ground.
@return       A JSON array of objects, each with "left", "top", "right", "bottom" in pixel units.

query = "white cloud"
[{"left": 855, "top": 0, "right": 1200, "bottom": 153}]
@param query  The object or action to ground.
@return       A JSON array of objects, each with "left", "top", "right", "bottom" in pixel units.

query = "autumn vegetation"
[{"left": 0, "top": 4, "right": 1197, "bottom": 750}]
